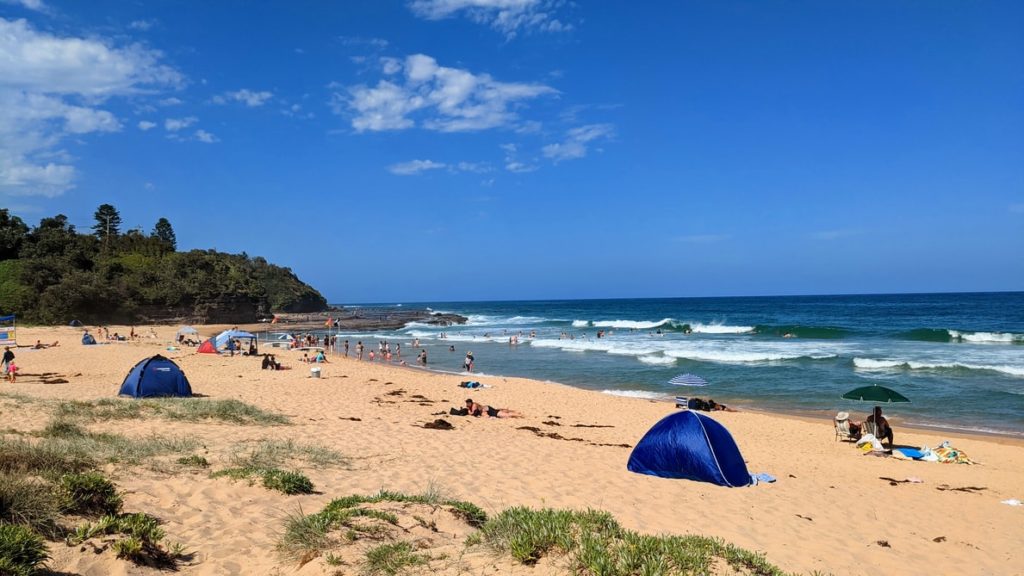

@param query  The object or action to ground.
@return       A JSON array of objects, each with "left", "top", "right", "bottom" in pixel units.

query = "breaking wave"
[
  {"left": 854, "top": 357, "right": 1024, "bottom": 378},
  {"left": 901, "top": 328, "right": 1024, "bottom": 344},
  {"left": 600, "top": 389, "right": 667, "bottom": 401},
  {"left": 637, "top": 354, "right": 678, "bottom": 366},
  {"left": 754, "top": 324, "right": 850, "bottom": 339}
]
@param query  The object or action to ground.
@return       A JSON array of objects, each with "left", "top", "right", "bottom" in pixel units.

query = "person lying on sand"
[
  {"left": 465, "top": 398, "right": 524, "bottom": 419},
  {"left": 32, "top": 340, "right": 59, "bottom": 349}
]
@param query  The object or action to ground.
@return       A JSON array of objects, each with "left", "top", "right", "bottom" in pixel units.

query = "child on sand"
[{"left": 6, "top": 361, "right": 17, "bottom": 383}]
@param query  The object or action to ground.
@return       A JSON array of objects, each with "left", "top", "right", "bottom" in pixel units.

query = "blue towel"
[
  {"left": 895, "top": 447, "right": 925, "bottom": 459},
  {"left": 750, "top": 473, "right": 776, "bottom": 485}
]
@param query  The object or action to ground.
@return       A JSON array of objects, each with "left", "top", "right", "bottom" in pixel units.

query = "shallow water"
[{"left": 314, "top": 293, "right": 1024, "bottom": 436}]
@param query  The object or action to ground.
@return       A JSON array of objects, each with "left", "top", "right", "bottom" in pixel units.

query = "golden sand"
[{"left": 3, "top": 325, "right": 1022, "bottom": 575}]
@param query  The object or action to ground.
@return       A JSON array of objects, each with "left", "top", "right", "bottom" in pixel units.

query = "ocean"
[{"left": 321, "top": 293, "right": 1024, "bottom": 436}]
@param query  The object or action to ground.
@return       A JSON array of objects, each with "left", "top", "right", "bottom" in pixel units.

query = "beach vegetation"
[
  {"left": 59, "top": 472, "right": 123, "bottom": 516},
  {"left": 0, "top": 473, "right": 62, "bottom": 533},
  {"left": 68, "top": 512, "right": 185, "bottom": 566},
  {"left": 54, "top": 398, "right": 288, "bottom": 425},
  {"left": 176, "top": 454, "right": 210, "bottom": 468},
  {"left": 362, "top": 541, "right": 428, "bottom": 576},
  {"left": 0, "top": 207, "right": 327, "bottom": 324},
  {"left": 261, "top": 469, "right": 315, "bottom": 495},
  {"left": 476, "top": 506, "right": 789, "bottom": 576},
  {"left": 0, "top": 523, "right": 50, "bottom": 576},
  {"left": 226, "top": 438, "right": 345, "bottom": 469},
  {"left": 35, "top": 418, "right": 198, "bottom": 467}
]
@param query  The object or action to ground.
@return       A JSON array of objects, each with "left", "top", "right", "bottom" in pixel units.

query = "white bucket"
[
  {"left": 310, "top": 367, "right": 321, "bottom": 378},
  {"left": 675, "top": 396, "right": 689, "bottom": 409}
]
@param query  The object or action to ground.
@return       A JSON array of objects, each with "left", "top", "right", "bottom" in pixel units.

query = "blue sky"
[{"left": 1, "top": 0, "right": 1021, "bottom": 303}]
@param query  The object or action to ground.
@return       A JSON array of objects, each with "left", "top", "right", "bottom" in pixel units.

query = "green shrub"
[
  {"left": 176, "top": 455, "right": 209, "bottom": 468},
  {"left": 261, "top": 470, "right": 314, "bottom": 495},
  {"left": 0, "top": 524, "right": 50, "bottom": 575},
  {"left": 60, "top": 472, "right": 122, "bottom": 516}
]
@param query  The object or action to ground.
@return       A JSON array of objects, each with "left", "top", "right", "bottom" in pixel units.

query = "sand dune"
[{"left": 2, "top": 325, "right": 1022, "bottom": 575}]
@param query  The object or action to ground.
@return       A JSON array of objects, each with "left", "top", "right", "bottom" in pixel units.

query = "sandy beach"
[{"left": 3, "top": 324, "right": 1022, "bottom": 576}]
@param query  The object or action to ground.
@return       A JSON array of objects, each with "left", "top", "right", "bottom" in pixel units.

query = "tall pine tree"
[
  {"left": 92, "top": 204, "right": 122, "bottom": 242},
  {"left": 152, "top": 217, "right": 177, "bottom": 250}
]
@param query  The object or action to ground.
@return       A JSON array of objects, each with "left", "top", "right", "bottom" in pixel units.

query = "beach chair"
[{"left": 834, "top": 412, "right": 857, "bottom": 442}]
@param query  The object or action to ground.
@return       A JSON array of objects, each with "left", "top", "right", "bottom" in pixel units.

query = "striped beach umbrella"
[{"left": 668, "top": 373, "right": 708, "bottom": 387}]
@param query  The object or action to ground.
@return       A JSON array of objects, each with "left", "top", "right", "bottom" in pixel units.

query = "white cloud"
[
  {"left": 213, "top": 89, "right": 273, "bottom": 107},
  {"left": 338, "top": 35, "right": 389, "bottom": 49},
  {"left": 137, "top": 120, "right": 156, "bottom": 131},
  {"left": 158, "top": 97, "right": 182, "bottom": 106},
  {"left": 164, "top": 116, "right": 197, "bottom": 131},
  {"left": 408, "top": 0, "right": 572, "bottom": 39},
  {"left": 500, "top": 142, "right": 536, "bottom": 173},
  {"left": 340, "top": 53, "right": 555, "bottom": 132},
  {"left": 542, "top": 123, "right": 614, "bottom": 162},
  {"left": 128, "top": 19, "right": 155, "bottom": 31},
  {"left": 0, "top": 17, "right": 182, "bottom": 197},
  {"left": 388, "top": 159, "right": 447, "bottom": 175},
  {"left": 0, "top": 0, "right": 49, "bottom": 13},
  {"left": 194, "top": 129, "right": 218, "bottom": 143}
]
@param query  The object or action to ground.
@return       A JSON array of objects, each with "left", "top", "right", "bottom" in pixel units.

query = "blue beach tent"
[
  {"left": 627, "top": 411, "right": 751, "bottom": 487},
  {"left": 118, "top": 355, "right": 193, "bottom": 398}
]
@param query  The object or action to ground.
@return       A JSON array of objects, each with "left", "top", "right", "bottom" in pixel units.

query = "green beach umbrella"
[{"left": 841, "top": 385, "right": 910, "bottom": 404}]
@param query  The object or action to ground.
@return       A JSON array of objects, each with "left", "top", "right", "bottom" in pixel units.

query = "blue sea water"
[{"left": 326, "top": 293, "right": 1024, "bottom": 436}]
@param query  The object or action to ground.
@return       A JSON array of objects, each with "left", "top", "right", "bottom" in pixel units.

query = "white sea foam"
[
  {"left": 572, "top": 320, "right": 590, "bottom": 328},
  {"left": 530, "top": 337, "right": 841, "bottom": 365},
  {"left": 854, "top": 357, "right": 1024, "bottom": 377},
  {"left": 664, "top": 349, "right": 835, "bottom": 363},
  {"left": 688, "top": 323, "right": 754, "bottom": 334},
  {"left": 949, "top": 330, "right": 1024, "bottom": 344},
  {"left": 590, "top": 318, "right": 674, "bottom": 330},
  {"left": 638, "top": 354, "right": 677, "bottom": 366},
  {"left": 600, "top": 389, "right": 667, "bottom": 400}
]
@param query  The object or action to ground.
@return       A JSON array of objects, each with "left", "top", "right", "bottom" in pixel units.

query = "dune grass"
[
  {"left": 363, "top": 541, "right": 428, "bottom": 576},
  {"left": 476, "top": 506, "right": 789, "bottom": 576},
  {"left": 0, "top": 473, "right": 63, "bottom": 534},
  {"left": 226, "top": 438, "right": 347, "bottom": 470},
  {"left": 54, "top": 397, "right": 288, "bottom": 425},
  {"left": 37, "top": 417, "right": 198, "bottom": 467},
  {"left": 0, "top": 523, "right": 50, "bottom": 576},
  {"left": 278, "top": 489, "right": 487, "bottom": 563}
]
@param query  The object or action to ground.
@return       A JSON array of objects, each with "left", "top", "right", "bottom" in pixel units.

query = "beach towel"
[
  {"left": 933, "top": 442, "right": 974, "bottom": 465},
  {"left": 894, "top": 447, "right": 926, "bottom": 460},
  {"left": 459, "top": 381, "right": 482, "bottom": 388},
  {"left": 750, "top": 473, "right": 776, "bottom": 486}
]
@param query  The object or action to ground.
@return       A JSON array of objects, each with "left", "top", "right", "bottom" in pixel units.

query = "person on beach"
[
  {"left": 356, "top": 341, "right": 364, "bottom": 360},
  {"left": 465, "top": 398, "right": 523, "bottom": 419},
  {"left": 866, "top": 406, "right": 894, "bottom": 447},
  {"left": 464, "top": 351, "right": 474, "bottom": 372},
  {"left": 2, "top": 347, "right": 14, "bottom": 376},
  {"left": 6, "top": 361, "right": 17, "bottom": 383},
  {"left": 314, "top": 350, "right": 328, "bottom": 363},
  {"left": 344, "top": 340, "right": 350, "bottom": 357},
  {"left": 418, "top": 349, "right": 427, "bottom": 365}
]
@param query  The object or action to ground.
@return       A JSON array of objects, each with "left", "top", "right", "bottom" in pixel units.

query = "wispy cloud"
[
  {"left": 388, "top": 159, "right": 492, "bottom": 176},
  {"left": 158, "top": 97, "right": 182, "bottom": 106},
  {"left": 164, "top": 116, "right": 197, "bottom": 131},
  {"left": 408, "top": 0, "right": 572, "bottom": 39},
  {"left": 212, "top": 89, "right": 273, "bottom": 107},
  {"left": 128, "top": 19, "right": 155, "bottom": 31},
  {"left": 0, "top": 17, "right": 182, "bottom": 197},
  {"left": 542, "top": 123, "right": 614, "bottom": 162},
  {"left": 137, "top": 120, "right": 156, "bottom": 131},
  {"left": 338, "top": 54, "right": 556, "bottom": 133},
  {"left": 194, "top": 129, "right": 218, "bottom": 143},
  {"left": 501, "top": 142, "right": 536, "bottom": 173},
  {"left": 338, "top": 35, "right": 389, "bottom": 49},
  {"left": 388, "top": 159, "right": 447, "bottom": 175},
  {"left": 0, "top": 0, "right": 49, "bottom": 13}
]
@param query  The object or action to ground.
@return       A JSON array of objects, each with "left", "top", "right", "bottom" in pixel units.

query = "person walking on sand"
[
  {"left": 6, "top": 360, "right": 17, "bottom": 383},
  {"left": 356, "top": 341, "right": 364, "bottom": 360},
  {"left": 1, "top": 346, "right": 13, "bottom": 377}
]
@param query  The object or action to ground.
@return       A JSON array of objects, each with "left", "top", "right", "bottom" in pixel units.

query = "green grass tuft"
[
  {"left": 60, "top": 472, "right": 123, "bottom": 516},
  {"left": 362, "top": 541, "right": 428, "bottom": 576},
  {"left": 176, "top": 454, "right": 210, "bottom": 468},
  {"left": 261, "top": 469, "right": 315, "bottom": 495},
  {"left": 55, "top": 397, "right": 287, "bottom": 425},
  {"left": 0, "top": 473, "right": 62, "bottom": 533},
  {"left": 0, "top": 523, "right": 50, "bottom": 576}
]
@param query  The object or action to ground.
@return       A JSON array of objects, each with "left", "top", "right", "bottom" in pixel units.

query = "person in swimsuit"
[{"left": 465, "top": 398, "right": 523, "bottom": 419}]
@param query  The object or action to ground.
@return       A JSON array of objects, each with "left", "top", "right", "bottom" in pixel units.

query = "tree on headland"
[
  {"left": 152, "top": 217, "right": 177, "bottom": 250},
  {"left": 0, "top": 209, "right": 29, "bottom": 261},
  {"left": 92, "top": 204, "right": 122, "bottom": 242}
]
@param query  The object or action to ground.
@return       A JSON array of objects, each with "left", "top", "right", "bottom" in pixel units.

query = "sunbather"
[{"left": 465, "top": 398, "right": 523, "bottom": 418}]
